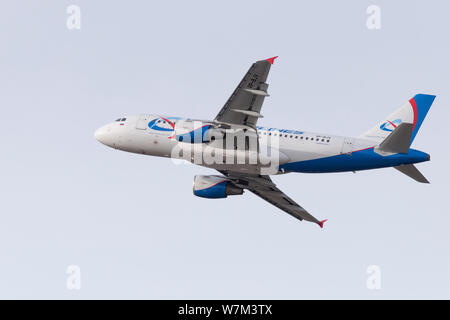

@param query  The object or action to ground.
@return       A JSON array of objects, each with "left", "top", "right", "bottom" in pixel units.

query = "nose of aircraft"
[{"left": 94, "top": 124, "right": 114, "bottom": 147}]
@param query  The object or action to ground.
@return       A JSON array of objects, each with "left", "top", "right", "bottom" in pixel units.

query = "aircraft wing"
[
  {"left": 219, "top": 171, "right": 327, "bottom": 228},
  {"left": 214, "top": 57, "right": 277, "bottom": 128}
]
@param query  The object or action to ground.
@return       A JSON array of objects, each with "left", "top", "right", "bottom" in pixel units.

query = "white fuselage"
[{"left": 95, "top": 114, "right": 429, "bottom": 175}]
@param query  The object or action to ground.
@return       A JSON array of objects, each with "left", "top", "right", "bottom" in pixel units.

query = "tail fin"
[{"left": 360, "top": 94, "right": 435, "bottom": 145}]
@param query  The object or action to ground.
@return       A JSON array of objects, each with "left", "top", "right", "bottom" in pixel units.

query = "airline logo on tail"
[{"left": 379, "top": 118, "right": 402, "bottom": 132}]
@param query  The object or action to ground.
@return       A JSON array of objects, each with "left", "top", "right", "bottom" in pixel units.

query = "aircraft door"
[{"left": 136, "top": 114, "right": 149, "bottom": 130}]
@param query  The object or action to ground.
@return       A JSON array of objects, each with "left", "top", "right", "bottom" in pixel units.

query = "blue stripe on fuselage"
[{"left": 279, "top": 148, "right": 430, "bottom": 173}]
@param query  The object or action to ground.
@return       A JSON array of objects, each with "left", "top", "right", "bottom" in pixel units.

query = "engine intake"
[{"left": 193, "top": 175, "right": 243, "bottom": 199}]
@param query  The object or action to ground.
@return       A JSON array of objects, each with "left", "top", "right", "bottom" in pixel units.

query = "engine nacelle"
[
  {"left": 193, "top": 175, "right": 243, "bottom": 199},
  {"left": 175, "top": 120, "right": 223, "bottom": 143}
]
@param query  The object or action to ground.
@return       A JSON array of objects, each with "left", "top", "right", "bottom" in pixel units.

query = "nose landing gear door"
[
  {"left": 341, "top": 137, "right": 355, "bottom": 155},
  {"left": 136, "top": 114, "right": 149, "bottom": 130}
]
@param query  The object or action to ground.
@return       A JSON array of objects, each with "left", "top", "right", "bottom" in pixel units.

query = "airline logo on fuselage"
[
  {"left": 379, "top": 119, "right": 402, "bottom": 132},
  {"left": 148, "top": 117, "right": 180, "bottom": 132}
]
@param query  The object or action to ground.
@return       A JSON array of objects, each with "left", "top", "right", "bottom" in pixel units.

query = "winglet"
[
  {"left": 317, "top": 219, "right": 328, "bottom": 229},
  {"left": 266, "top": 56, "right": 278, "bottom": 64}
]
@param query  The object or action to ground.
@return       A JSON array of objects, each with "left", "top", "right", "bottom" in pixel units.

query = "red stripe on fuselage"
[{"left": 353, "top": 146, "right": 374, "bottom": 153}]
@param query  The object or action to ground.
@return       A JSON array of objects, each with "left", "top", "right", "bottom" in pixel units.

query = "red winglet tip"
[
  {"left": 266, "top": 56, "right": 279, "bottom": 64},
  {"left": 317, "top": 219, "right": 328, "bottom": 229}
]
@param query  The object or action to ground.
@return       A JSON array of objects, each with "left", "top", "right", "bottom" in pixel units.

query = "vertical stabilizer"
[{"left": 360, "top": 94, "right": 435, "bottom": 145}]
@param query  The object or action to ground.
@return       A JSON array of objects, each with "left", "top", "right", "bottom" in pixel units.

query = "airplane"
[{"left": 94, "top": 56, "right": 435, "bottom": 228}]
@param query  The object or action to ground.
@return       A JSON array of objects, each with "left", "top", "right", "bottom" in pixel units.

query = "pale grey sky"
[{"left": 0, "top": 0, "right": 449, "bottom": 299}]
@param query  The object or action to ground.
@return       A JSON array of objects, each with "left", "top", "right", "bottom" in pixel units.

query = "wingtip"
[
  {"left": 266, "top": 56, "right": 279, "bottom": 64},
  {"left": 317, "top": 219, "right": 328, "bottom": 229}
]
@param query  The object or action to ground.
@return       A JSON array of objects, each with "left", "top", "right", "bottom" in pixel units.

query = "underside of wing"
[
  {"left": 214, "top": 57, "right": 277, "bottom": 128},
  {"left": 219, "top": 171, "right": 327, "bottom": 228}
]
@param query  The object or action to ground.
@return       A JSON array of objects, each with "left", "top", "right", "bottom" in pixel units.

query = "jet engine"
[
  {"left": 193, "top": 175, "right": 244, "bottom": 199},
  {"left": 174, "top": 120, "right": 223, "bottom": 143}
]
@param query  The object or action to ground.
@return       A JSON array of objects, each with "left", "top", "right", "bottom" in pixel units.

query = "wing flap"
[{"left": 219, "top": 171, "right": 325, "bottom": 226}]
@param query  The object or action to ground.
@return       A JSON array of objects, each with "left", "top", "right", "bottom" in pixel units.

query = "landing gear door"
[
  {"left": 136, "top": 114, "right": 149, "bottom": 130},
  {"left": 341, "top": 137, "right": 355, "bottom": 155}
]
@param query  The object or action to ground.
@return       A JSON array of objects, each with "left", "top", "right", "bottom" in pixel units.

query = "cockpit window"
[
  {"left": 115, "top": 118, "right": 127, "bottom": 122},
  {"left": 115, "top": 118, "right": 121, "bottom": 122}
]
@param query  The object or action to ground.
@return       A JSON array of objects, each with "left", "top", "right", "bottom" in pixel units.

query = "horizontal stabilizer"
[
  {"left": 376, "top": 122, "right": 413, "bottom": 154},
  {"left": 394, "top": 164, "right": 429, "bottom": 183}
]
